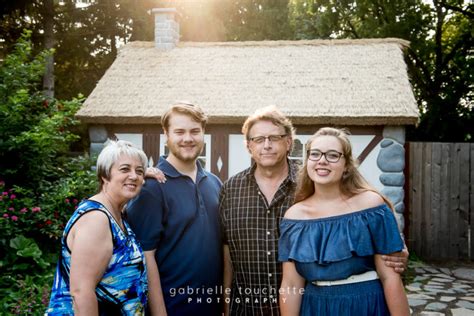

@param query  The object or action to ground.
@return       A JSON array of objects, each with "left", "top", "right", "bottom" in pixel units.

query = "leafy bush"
[
  {"left": 0, "top": 30, "right": 82, "bottom": 190},
  {"left": 0, "top": 30, "right": 97, "bottom": 314},
  {"left": 0, "top": 156, "right": 96, "bottom": 242},
  {"left": 0, "top": 273, "right": 53, "bottom": 315},
  {"left": 36, "top": 155, "right": 97, "bottom": 239},
  {"left": 0, "top": 186, "right": 55, "bottom": 314},
  {"left": 0, "top": 155, "right": 96, "bottom": 314}
]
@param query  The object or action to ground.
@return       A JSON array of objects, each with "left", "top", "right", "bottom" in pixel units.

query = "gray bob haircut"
[{"left": 96, "top": 140, "right": 148, "bottom": 192}]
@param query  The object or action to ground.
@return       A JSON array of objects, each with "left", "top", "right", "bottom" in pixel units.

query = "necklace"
[{"left": 99, "top": 192, "right": 124, "bottom": 229}]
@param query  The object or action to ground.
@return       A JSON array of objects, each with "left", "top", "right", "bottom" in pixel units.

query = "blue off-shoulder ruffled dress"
[{"left": 278, "top": 204, "right": 404, "bottom": 316}]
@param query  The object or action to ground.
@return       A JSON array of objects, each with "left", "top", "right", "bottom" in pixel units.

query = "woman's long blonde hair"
[{"left": 294, "top": 127, "right": 394, "bottom": 210}]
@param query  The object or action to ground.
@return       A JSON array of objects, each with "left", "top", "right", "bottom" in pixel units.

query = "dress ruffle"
[{"left": 278, "top": 204, "right": 403, "bottom": 263}]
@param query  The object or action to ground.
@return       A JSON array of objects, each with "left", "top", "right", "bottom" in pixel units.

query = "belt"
[{"left": 312, "top": 270, "right": 379, "bottom": 286}]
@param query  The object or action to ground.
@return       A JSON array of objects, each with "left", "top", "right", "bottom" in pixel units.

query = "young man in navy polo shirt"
[{"left": 127, "top": 103, "right": 223, "bottom": 315}]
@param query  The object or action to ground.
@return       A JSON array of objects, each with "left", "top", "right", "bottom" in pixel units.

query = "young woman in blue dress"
[
  {"left": 279, "top": 127, "right": 409, "bottom": 316},
  {"left": 46, "top": 140, "right": 149, "bottom": 315}
]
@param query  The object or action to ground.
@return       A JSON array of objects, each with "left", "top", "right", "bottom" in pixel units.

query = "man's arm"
[
  {"left": 223, "top": 245, "right": 233, "bottom": 316},
  {"left": 219, "top": 184, "right": 233, "bottom": 316},
  {"left": 375, "top": 254, "right": 410, "bottom": 315},
  {"left": 382, "top": 245, "right": 409, "bottom": 273},
  {"left": 145, "top": 250, "right": 167, "bottom": 316},
  {"left": 127, "top": 181, "right": 167, "bottom": 314},
  {"left": 145, "top": 167, "right": 166, "bottom": 183}
]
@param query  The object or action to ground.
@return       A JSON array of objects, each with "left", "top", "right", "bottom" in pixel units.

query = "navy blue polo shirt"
[{"left": 127, "top": 156, "right": 223, "bottom": 316}]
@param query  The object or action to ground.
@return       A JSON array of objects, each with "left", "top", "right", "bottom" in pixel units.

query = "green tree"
[
  {"left": 220, "top": 0, "right": 293, "bottom": 40},
  {"left": 290, "top": 0, "right": 473, "bottom": 141},
  {"left": 52, "top": 0, "right": 136, "bottom": 99},
  {"left": 0, "top": 0, "right": 56, "bottom": 97},
  {"left": 0, "top": 0, "right": 156, "bottom": 100},
  {"left": 0, "top": 30, "right": 97, "bottom": 315},
  {"left": 0, "top": 30, "right": 82, "bottom": 189}
]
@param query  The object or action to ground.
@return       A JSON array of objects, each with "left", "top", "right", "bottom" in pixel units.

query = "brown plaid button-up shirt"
[{"left": 220, "top": 160, "right": 298, "bottom": 316}]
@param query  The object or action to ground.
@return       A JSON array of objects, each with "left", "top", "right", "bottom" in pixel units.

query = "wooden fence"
[{"left": 407, "top": 142, "right": 473, "bottom": 261}]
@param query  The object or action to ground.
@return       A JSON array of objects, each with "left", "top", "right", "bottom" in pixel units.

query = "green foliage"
[
  {"left": 0, "top": 155, "right": 95, "bottom": 315},
  {"left": 406, "top": 2, "right": 473, "bottom": 141},
  {"left": 0, "top": 273, "right": 53, "bottom": 315},
  {"left": 0, "top": 30, "right": 96, "bottom": 314},
  {"left": 0, "top": 184, "right": 57, "bottom": 314},
  {"left": 37, "top": 154, "right": 97, "bottom": 239},
  {"left": 53, "top": 0, "right": 130, "bottom": 99},
  {"left": 290, "top": 0, "right": 473, "bottom": 141},
  {"left": 290, "top": 0, "right": 432, "bottom": 40},
  {"left": 10, "top": 235, "right": 49, "bottom": 269},
  {"left": 0, "top": 30, "right": 83, "bottom": 189},
  {"left": 219, "top": 0, "right": 294, "bottom": 40},
  {"left": 0, "top": 157, "right": 96, "bottom": 256},
  {"left": 0, "top": 159, "right": 95, "bottom": 313},
  {"left": 0, "top": 186, "right": 41, "bottom": 244},
  {"left": 0, "top": 30, "right": 49, "bottom": 91}
]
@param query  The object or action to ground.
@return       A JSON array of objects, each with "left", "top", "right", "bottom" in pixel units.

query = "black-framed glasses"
[
  {"left": 307, "top": 149, "right": 344, "bottom": 163},
  {"left": 248, "top": 134, "right": 287, "bottom": 144}
]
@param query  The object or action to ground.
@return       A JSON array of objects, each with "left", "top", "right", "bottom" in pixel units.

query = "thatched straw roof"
[{"left": 76, "top": 38, "right": 419, "bottom": 125}]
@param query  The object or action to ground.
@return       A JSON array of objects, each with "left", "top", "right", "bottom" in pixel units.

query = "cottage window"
[
  {"left": 114, "top": 133, "right": 143, "bottom": 150},
  {"left": 289, "top": 135, "right": 312, "bottom": 165}
]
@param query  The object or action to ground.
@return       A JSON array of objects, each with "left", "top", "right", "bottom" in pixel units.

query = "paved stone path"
[{"left": 406, "top": 262, "right": 474, "bottom": 315}]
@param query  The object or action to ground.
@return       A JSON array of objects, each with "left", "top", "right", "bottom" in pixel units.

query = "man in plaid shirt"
[
  {"left": 220, "top": 106, "right": 409, "bottom": 316},
  {"left": 220, "top": 106, "right": 297, "bottom": 316}
]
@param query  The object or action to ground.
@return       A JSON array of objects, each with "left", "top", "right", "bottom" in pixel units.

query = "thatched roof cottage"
[{"left": 76, "top": 8, "right": 419, "bottom": 232}]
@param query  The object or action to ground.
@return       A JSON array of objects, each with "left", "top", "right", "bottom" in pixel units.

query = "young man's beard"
[{"left": 167, "top": 141, "right": 203, "bottom": 162}]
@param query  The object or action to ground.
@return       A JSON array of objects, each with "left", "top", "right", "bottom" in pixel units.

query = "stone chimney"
[{"left": 152, "top": 8, "right": 179, "bottom": 50}]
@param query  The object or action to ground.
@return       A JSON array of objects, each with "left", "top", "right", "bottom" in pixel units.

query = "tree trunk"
[{"left": 42, "top": 0, "right": 55, "bottom": 99}]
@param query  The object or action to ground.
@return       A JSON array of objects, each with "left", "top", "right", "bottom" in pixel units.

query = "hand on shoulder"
[{"left": 145, "top": 167, "right": 166, "bottom": 183}]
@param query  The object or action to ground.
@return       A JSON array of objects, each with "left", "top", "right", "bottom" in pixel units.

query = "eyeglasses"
[
  {"left": 307, "top": 149, "right": 344, "bottom": 163},
  {"left": 248, "top": 134, "right": 287, "bottom": 144}
]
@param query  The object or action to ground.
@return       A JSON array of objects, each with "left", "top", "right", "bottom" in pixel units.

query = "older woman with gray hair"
[{"left": 46, "top": 140, "right": 149, "bottom": 316}]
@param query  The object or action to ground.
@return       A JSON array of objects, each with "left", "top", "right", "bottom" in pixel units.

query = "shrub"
[
  {"left": 0, "top": 154, "right": 96, "bottom": 313},
  {"left": 0, "top": 30, "right": 97, "bottom": 315},
  {"left": 0, "top": 30, "right": 82, "bottom": 190},
  {"left": 0, "top": 180, "right": 56, "bottom": 314},
  {"left": 0, "top": 273, "right": 53, "bottom": 315}
]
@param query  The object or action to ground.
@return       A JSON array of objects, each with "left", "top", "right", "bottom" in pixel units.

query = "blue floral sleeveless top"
[{"left": 46, "top": 200, "right": 148, "bottom": 315}]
